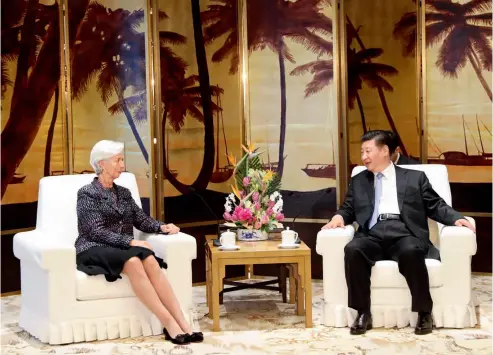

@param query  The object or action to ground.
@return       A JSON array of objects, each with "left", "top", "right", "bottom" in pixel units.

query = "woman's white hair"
[{"left": 90, "top": 140, "right": 124, "bottom": 175}]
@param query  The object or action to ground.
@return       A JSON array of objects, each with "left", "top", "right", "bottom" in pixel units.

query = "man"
[
  {"left": 322, "top": 130, "right": 475, "bottom": 335},
  {"left": 387, "top": 131, "right": 420, "bottom": 165}
]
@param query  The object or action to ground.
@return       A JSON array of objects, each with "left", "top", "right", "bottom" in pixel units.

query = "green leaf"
[{"left": 265, "top": 173, "right": 282, "bottom": 196}]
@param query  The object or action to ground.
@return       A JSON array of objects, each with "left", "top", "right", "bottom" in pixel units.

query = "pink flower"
[
  {"left": 252, "top": 192, "right": 259, "bottom": 202},
  {"left": 255, "top": 201, "right": 261, "bottom": 211},
  {"left": 261, "top": 214, "right": 269, "bottom": 224},
  {"left": 243, "top": 177, "right": 250, "bottom": 187},
  {"left": 240, "top": 190, "right": 246, "bottom": 198},
  {"left": 268, "top": 200, "right": 275, "bottom": 208},
  {"left": 223, "top": 212, "right": 232, "bottom": 221},
  {"left": 254, "top": 220, "right": 262, "bottom": 229},
  {"left": 275, "top": 213, "right": 284, "bottom": 221},
  {"left": 266, "top": 207, "right": 273, "bottom": 216},
  {"left": 239, "top": 208, "right": 253, "bottom": 222},
  {"left": 232, "top": 206, "right": 253, "bottom": 223}
]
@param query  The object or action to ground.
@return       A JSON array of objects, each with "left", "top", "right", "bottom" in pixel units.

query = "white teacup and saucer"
[
  {"left": 278, "top": 227, "right": 300, "bottom": 249},
  {"left": 219, "top": 229, "right": 240, "bottom": 251}
]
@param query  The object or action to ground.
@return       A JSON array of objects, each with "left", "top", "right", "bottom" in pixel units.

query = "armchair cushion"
[
  {"left": 76, "top": 270, "right": 154, "bottom": 301},
  {"left": 74, "top": 231, "right": 196, "bottom": 302},
  {"left": 371, "top": 259, "right": 443, "bottom": 288}
]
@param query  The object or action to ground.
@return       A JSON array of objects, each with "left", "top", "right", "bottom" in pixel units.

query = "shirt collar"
[{"left": 375, "top": 162, "right": 395, "bottom": 179}]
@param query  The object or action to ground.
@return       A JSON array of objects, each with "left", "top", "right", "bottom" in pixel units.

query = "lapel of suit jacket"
[
  {"left": 360, "top": 170, "right": 375, "bottom": 228},
  {"left": 92, "top": 178, "right": 123, "bottom": 215},
  {"left": 113, "top": 184, "right": 126, "bottom": 215},
  {"left": 365, "top": 170, "right": 375, "bottom": 207},
  {"left": 395, "top": 165, "right": 408, "bottom": 212}
]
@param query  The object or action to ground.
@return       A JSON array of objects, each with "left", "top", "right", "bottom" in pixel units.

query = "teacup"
[
  {"left": 281, "top": 227, "right": 299, "bottom": 245},
  {"left": 220, "top": 230, "right": 236, "bottom": 247}
]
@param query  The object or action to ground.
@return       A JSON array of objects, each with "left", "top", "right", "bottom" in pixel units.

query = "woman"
[{"left": 74, "top": 140, "right": 202, "bottom": 345}]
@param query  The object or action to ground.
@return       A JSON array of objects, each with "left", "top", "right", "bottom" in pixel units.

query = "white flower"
[
  {"left": 244, "top": 200, "right": 252, "bottom": 209},
  {"left": 224, "top": 202, "right": 232, "bottom": 213},
  {"left": 273, "top": 199, "right": 283, "bottom": 213},
  {"left": 226, "top": 193, "right": 236, "bottom": 205},
  {"left": 269, "top": 191, "right": 280, "bottom": 201}
]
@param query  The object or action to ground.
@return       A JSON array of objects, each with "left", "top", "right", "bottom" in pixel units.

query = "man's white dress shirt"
[{"left": 374, "top": 162, "right": 400, "bottom": 215}]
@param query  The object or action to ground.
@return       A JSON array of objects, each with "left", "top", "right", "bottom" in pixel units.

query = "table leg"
[
  {"left": 211, "top": 260, "right": 221, "bottom": 331},
  {"left": 304, "top": 255, "right": 312, "bottom": 328},
  {"left": 279, "top": 265, "right": 287, "bottom": 303},
  {"left": 219, "top": 266, "right": 226, "bottom": 304},
  {"left": 206, "top": 252, "right": 213, "bottom": 319},
  {"left": 295, "top": 261, "right": 305, "bottom": 316},
  {"left": 248, "top": 264, "right": 254, "bottom": 278},
  {"left": 288, "top": 264, "right": 296, "bottom": 304}
]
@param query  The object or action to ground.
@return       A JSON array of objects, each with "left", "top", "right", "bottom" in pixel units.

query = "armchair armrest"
[
  {"left": 316, "top": 225, "right": 355, "bottom": 306},
  {"left": 13, "top": 230, "right": 76, "bottom": 270},
  {"left": 439, "top": 216, "right": 477, "bottom": 256},
  {"left": 144, "top": 232, "right": 197, "bottom": 263},
  {"left": 143, "top": 232, "right": 197, "bottom": 317},
  {"left": 14, "top": 230, "right": 77, "bottom": 323},
  {"left": 439, "top": 216, "right": 476, "bottom": 305},
  {"left": 316, "top": 225, "right": 355, "bottom": 256}
]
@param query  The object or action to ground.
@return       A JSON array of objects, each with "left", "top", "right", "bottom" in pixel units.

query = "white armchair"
[
  {"left": 316, "top": 164, "right": 477, "bottom": 329},
  {"left": 13, "top": 173, "right": 197, "bottom": 344}
]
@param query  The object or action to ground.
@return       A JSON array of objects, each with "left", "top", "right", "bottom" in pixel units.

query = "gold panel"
[
  {"left": 238, "top": 0, "right": 250, "bottom": 145},
  {"left": 59, "top": 0, "right": 73, "bottom": 174},
  {"left": 336, "top": 0, "right": 349, "bottom": 205},
  {"left": 147, "top": 0, "right": 163, "bottom": 220}
]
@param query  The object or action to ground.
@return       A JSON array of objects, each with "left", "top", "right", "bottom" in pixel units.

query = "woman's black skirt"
[{"left": 76, "top": 246, "right": 168, "bottom": 282}]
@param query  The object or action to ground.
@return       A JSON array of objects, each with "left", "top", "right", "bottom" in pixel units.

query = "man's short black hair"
[
  {"left": 360, "top": 130, "right": 396, "bottom": 154},
  {"left": 385, "top": 130, "right": 399, "bottom": 153}
]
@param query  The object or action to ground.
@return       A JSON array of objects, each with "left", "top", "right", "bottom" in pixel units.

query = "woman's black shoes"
[
  {"left": 162, "top": 327, "right": 190, "bottom": 345},
  {"left": 187, "top": 331, "right": 204, "bottom": 343}
]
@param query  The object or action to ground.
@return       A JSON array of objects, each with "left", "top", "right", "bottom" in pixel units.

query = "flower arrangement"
[{"left": 223, "top": 143, "right": 284, "bottom": 233}]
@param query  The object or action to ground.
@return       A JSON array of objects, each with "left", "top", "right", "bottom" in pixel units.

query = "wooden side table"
[
  {"left": 204, "top": 235, "right": 289, "bottom": 303},
  {"left": 205, "top": 239, "right": 312, "bottom": 331}
]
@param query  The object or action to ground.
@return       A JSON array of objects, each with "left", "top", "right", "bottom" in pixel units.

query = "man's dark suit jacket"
[
  {"left": 336, "top": 165, "right": 463, "bottom": 259},
  {"left": 396, "top": 154, "right": 420, "bottom": 165}
]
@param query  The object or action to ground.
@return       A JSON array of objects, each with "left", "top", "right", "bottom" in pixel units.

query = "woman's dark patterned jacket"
[{"left": 75, "top": 178, "right": 163, "bottom": 255}]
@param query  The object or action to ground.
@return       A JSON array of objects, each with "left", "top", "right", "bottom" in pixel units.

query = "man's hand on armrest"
[
  {"left": 454, "top": 218, "right": 476, "bottom": 233},
  {"left": 321, "top": 214, "right": 345, "bottom": 230}
]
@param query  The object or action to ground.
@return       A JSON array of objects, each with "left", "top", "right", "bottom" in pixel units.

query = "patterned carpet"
[{"left": 1, "top": 275, "right": 491, "bottom": 354}]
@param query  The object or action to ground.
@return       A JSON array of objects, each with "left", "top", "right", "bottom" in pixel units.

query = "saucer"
[
  {"left": 278, "top": 243, "right": 300, "bottom": 249},
  {"left": 219, "top": 245, "right": 240, "bottom": 251}
]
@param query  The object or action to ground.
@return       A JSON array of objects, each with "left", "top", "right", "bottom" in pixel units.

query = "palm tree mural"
[
  {"left": 201, "top": 0, "right": 332, "bottom": 177},
  {"left": 291, "top": 34, "right": 398, "bottom": 133},
  {"left": 71, "top": 3, "right": 150, "bottom": 163},
  {"left": 160, "top": 75, "right": 223, "bottom": 190},
  {"left": 1, "top": 0, "right": 89, "bottom": 197},
  {"left": 1, "top": 0, "right": 27, "bottom": 99},
  {"left": 43, "top": 84, "right": 59, "bottom": 176},
  {"left": 110, "top": 10, "right": 223, "bottom": 194},
  {"left": 110, "top": 74, "right": 223, "bottom": 193},
  {"left": 394, "top": 0, "right": 492, "bottom": 101},
  {"left": 189, "top": 0, "right": 217, "bottom": 190},
  {"left": 343, "top": 17, "right": 408, "bottom": 156}
]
